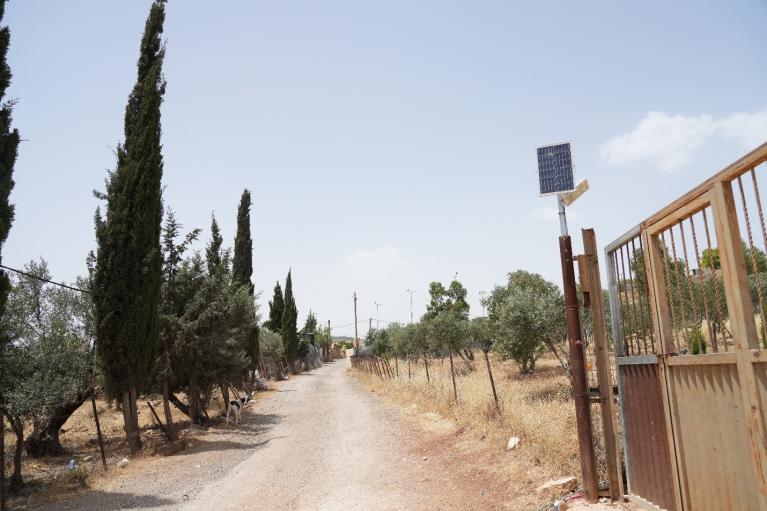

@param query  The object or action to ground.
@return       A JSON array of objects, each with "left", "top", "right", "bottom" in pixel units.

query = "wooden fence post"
[
  {"left": 711, "top": 182, "right": 767, "bottom": 504},
  {"left": 582, "top": 228, "right": 622, "bottom": 499}
]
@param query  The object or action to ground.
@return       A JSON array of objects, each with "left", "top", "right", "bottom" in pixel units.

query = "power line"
[
  {"left": 330, "top": 319, "right": 369, "bottom": 330},
  {"left": 0, "top": 264, "right": 90, "bottom": 294}
]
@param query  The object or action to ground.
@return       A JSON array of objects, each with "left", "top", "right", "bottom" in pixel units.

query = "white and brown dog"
[{"left": 226, "top": 392, "right": 253, "bottom": 426}]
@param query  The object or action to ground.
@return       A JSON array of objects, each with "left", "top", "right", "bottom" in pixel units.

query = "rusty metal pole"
[{"left": 558, "top": 196, "right": 598, "bottom": 502}]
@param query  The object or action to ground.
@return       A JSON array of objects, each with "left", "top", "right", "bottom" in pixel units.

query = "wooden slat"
[
  {"left": 657, "top": 357, "right": 686, "bottom": 511},
  {"left": 642, "top": 143, "right": 767, "bottom": 230},
  {"left": 644, "top": 230, "right": 674, "bottom": 354},
  {"left": 647, "top": 194, "right": 711, "bottom": 236},
  {"left": 710, "top": 180, "right": 767, "bottom": 506},
  {"left": 667, "top": 363, "right": 761, "bottom": 510},
  {"left": 666, "top": 352, "right": 737, "bottom": 366}
]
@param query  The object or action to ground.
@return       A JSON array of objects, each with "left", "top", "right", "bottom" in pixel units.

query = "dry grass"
[
  {"left": 354, "top": 353, "right": 583, "bottom": 483},
  {"left": 2, "top": 387, "right": 245, "bottom": 507}
]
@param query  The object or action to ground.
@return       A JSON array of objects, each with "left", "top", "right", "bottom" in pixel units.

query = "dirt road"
[{"left": 43, "top": 361, "right": 508, "bottom": 511}]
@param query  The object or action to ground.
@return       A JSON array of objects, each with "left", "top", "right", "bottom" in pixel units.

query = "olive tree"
[
  {"left": 488, "top": 270, "right": 566, "bottom": 374},
  {"left": 426, "top": 312, "right": 468, "bottom": 401}
]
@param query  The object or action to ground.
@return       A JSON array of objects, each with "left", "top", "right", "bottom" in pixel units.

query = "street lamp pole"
[
  {"left": 374, "top": 301, "right": 382, "bottom": 329},
  {"left": 406, "top": 289, "right": 417, "bottom": 324}
]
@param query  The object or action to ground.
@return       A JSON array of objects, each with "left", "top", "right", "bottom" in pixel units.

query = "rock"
[
  {"left": 506, "top": 436, "right": 521, "bottom": 450},
  {"left": 82, "top": 455, "right": 94, "bottom": 462},
  {"left": 535, "top": 476, "right": 577, "bottom": 496},
  {"left": 548, "top": 500, "right": 568, "bottom": 511},
  {"left": 117, "top": 457, "right": 130, "bottom": 468},
  {"left": 422, "top": 456, "right": 428, "bottom": 461}
]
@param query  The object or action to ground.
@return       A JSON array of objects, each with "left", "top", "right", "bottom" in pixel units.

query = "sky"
[{"left": 3, "top": 1, "right": 767, "bottom": 338}]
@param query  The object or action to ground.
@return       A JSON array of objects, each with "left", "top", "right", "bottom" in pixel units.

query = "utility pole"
[
  {"left": 406, "top": 289, "right": 417, "bottom": 324},
  {"left": 479, "top": 290, "right": 487, "bottom": 316},
  {"left": 327, "top": 319, "right": 331, "bottom": 363},
  {"left": 353, "top": 292, "right": 359, "bottom": 356}
]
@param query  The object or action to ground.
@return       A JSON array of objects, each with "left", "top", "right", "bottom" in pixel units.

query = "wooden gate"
[{"left": 606, "top": 143, "right": 767, "bottom": 510}]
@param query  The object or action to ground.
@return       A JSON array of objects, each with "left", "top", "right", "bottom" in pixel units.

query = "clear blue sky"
[{"left": 4, "top": 1, "right": 767, "bottom": 337}]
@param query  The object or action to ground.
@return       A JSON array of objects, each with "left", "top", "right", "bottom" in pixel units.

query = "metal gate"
[{"left": 606, "top": 143, "right": 767, "bottom": 510}]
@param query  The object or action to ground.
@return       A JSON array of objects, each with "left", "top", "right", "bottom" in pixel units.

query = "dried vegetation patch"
[{"left": 354, "top": 353, "right": 583, "bottom": 506}]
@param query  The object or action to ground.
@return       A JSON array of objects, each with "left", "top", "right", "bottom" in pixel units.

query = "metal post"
[
  {"left": 91, "top": 393, "right": 108, "bottom": 471},
  {"left": 353, "top": 292, "right": 359, "bottom": 356},
  {"left": 407, "top": 289, "right": 415, "bottom": 324},
  {"left": 560, "top": 231, "right": 598, "bottom": 503}
]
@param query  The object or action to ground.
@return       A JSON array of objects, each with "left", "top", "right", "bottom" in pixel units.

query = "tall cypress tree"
[
  {"left": 93, "top": 0, "right": 167, "bottom": 453},
  {"left": 0, "top": 0, "right": 19, "bottom": 505},
  {"left": 281, "top": 270, "right": 299, "bottom": 371},
  {"left": 232, "top": 189, "right": 261, "bottom": 377},
  {"left": 266, "top": 281, "right": 284, "bottom": 331},
  {"left": 0, "top": 0, "right": 18, "bottom": 324},
  {"left": 206, "top": 213, "right": 223, "bottom": 273},
  {"left": 232, "top": 189, "right": 253, "bottom": 294}
]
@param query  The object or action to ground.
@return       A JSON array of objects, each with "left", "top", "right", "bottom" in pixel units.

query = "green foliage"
[
  {"left": 169, "top": 250, "right": 256, "bottom": 420},
  {"left": 423, "top": 280, "right": 470, "bottom": 320},
  {"left": 0, "top": 0, "right": 19, "bottom": 347},
  {"left": 231, "top": 190, "right": 258, "bottom": 374},
  {"left": 690, "top": 327, "right": 707, "bottom": 355},
  {"left": 259, "top": 328, "right": 284, "bottom": 361},
  {"left": 93, "top": 0, "right": 167, "bottom": 398},
  {"left": 0, "top": 261, "right": 94, "bottom": 436},
  {"left": 426, "top": 312, "right": 468, "bottom": 353},
  {"left": 488, "top": 271, "right": 565, "bottom": 374},
  {"left": 302, "top": 310, "right": 318, "bottom": 335},
  {"left": 232, "top": 189, "right": 254, "bottom": 295},
  {"left": 366, "top": 327, "right": 394, "bottom": 357},
  {"left": 703, "top": 244, "right": 767, "bottom": 275},
  {"left": 469, "top": 317, "right": 493, "bottom": 353},
  {"left": 700, "top": 248, "right": 720, "bottom": 270},
  {"left": 265, "top": 281, "right": 284, "bottom": 332},
  {"left": 205, "top": 213, "right": 225, "bottom": 274},
  {"left": 281, "top": 270, "right": 299, "bottom": 367},
  {"left": 158, "top": 210, "right": 199, "bottom": 381}
]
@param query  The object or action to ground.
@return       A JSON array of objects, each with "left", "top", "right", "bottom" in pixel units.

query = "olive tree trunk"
[{"left": 25, "top": 390, "right": 91, "bottom": 457}]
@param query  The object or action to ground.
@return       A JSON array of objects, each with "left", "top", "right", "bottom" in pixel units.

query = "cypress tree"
[
  {"left": 232, "top": 189, "right": 253, "bottom": 295},
  {"left": 281, "top": 270, "right": 299, "bottom": 371},
  {"left": 0, "top": 0, "right": 18, "bottom": 324},
  {"left": 0, "top": 0, "right": 19, "bottom": 505},
  {"left": 93, "top": 0, "right": 167, "bottom": 453},
  {"left": 232, "top": 189, "right": 261, "bottom": 378},
  {"left": 206, "top": 213, "right": 223, "bottom": 273},
  {"left": 266, "top": 281, "right": 284, "bottom": 331}
]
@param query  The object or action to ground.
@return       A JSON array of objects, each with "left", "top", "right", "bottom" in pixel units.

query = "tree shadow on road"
[
  {"left": 44, "top": 490, "right": 176, "bottom": 510},
  {"left": 174, "top": 438, "right": 271, "bottom": 456}
]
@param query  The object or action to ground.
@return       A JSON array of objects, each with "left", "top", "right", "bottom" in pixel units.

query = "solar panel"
[{"left": 537, "top": 142, "right": 575, "bottom": 196}]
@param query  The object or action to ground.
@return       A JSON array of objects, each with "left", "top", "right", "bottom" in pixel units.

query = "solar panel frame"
[{"left": 537, "top": 141, "right": 576, "bottom": 197}]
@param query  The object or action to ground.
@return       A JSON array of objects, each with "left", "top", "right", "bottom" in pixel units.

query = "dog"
[{"left": 226, "top": 391, "right": 253, "bottom": 426}]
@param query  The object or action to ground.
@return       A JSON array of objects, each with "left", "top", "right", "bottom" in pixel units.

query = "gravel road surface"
[{"left": 43, "top": 362, "right": 449, "bottom": 511}]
